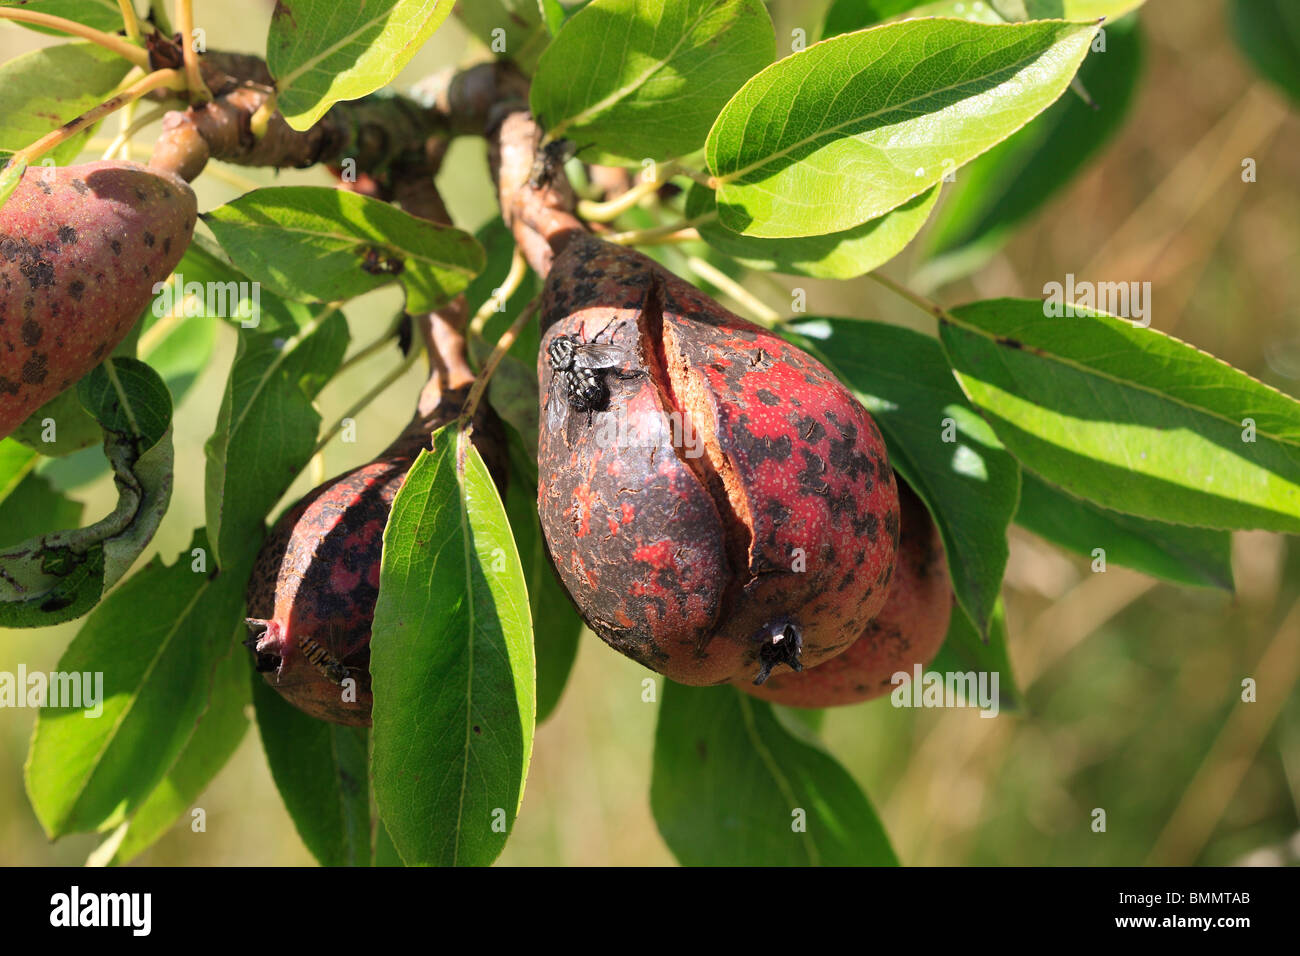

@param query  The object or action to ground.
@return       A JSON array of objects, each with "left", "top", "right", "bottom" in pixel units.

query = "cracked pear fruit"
[
  {"left": 244, "top": 331, "right": 508, "bottom": 727},
  {"left": 739, "top": 477, "right": 952, "bottom": 708},
  {"left": 0, "top": 161, "right": 197, "bottom": 438},
  {"left": 537, "top": 234, "right": 899, "bottom": 686}
]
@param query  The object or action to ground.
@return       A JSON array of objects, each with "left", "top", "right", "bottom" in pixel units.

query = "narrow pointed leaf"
[
  {"left": 941, "top": 298, "right": 1300, "bottom": 531},
  {"left": 707, "top": 18, "right": 1100, "bottom": 238},
  {"left": 920, "top": 15, "right": 1143, "bottom": 280},
  {"left": 370, "top": 426, "right": 535, "bottom": 867},
  {"left": 204, "top": 187, "right": 484, "bottom": 314}
]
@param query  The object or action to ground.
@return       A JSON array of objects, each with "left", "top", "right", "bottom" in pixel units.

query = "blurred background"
[{"left": 1, "top": 0, "right": 1298, "bottom": 866}]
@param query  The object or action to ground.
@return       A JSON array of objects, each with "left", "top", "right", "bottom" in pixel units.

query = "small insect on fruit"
[
  {"left": 753, "top": 619, "right": 804, "bottom": 685},
  {"left": 544, "top": 319, "right": 637, "bottom": 427},
  {"left": 297, "top": 635, "right": 350, "bottom": 685}
]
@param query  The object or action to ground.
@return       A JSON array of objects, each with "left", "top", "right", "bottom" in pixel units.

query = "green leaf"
[
  {"left": 929, "top": 599, "right": 1021, "bottom": 712},
  {"left": 505, "top": 436, "right": 581, "bottom": 723},
  {"left": 531, "top": 0, "right": 775, "bottom": 163},
  {"left": 0, "top": 358, "right": 173, "bottom": 627},
  {"left": 0, "top": 42, "right": 133, "bottom": 164},
  {"left": 1230, "top": 0, "right": 1300, "bottom": 105},
  {"left": 821, "top": 0, "right": 936, "bottom": 36},
  {"left": 1016, "top": 470, "right": 1233, "bottom": 590},
  {"left": 1006, "top": 0, "right": 1146, "bottom": 19},
  {"left": 205, "top": 302, "right": 348, "bottom": 569},
  {"left": 920, "top": 15, "right": 1143, "bottom": 281},
  {"left": 941, "top": 298, "right": 1300, "bottom": 532},
  {"left": 252, "top": 668, "right": 372, "bottom": 867},
  {"left": 822, "top": 0, "right": 1146, "bottom": 34},
  {"left": 0, "top": 0, "right": 123, "bottom": 34},
  {"left": 94, "top": 629, "right": 251, "bottom": 866},
  {"left": 454, "top": 0, "right": 550, "bottom": 69},
  {"left": 267, "top": 0, "right": 457, "bottom": 130},
  {"left": 372, "top": 817, "right": 404, "bottom": 866},
  {"left": 0, "top": 472, "right": 83, "bottom": 549},
  {"left": 784, "top": 319, "right": 1018, "bottom": 637},
  {"left": 686, "top": 182, "right": 939, "bottom": 278},
  {"left": 651, "top": 682, "right": 898, "bottom": 865},
  {"left": 706, "top": 18, "right": 1100, "bottom": 238},
  {"left": 0, "top": 438, "right": 37, "bottom": 504},
  {"left": 9, "top": 387, "right": 103, "bottom": 458},
  {"left": 370, "top": 426, "right": 535, "bottom": 867},
  {"left": 24, "top": 530, "right": 246, "bottom": 838},
  {"left": 204, "top": 186, "right": 484, "bottom": 313},
  {"left": 540, "top": 0, "right": 567, "bottom": 34}
]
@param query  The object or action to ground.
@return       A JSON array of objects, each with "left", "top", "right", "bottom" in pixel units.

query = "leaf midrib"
[
  {"left": 736, "top": 694, "right": 819, "bottom": 866},
  {"left": 453, "top": 440, "right": 475, "bottom": 867},
  {"left": 215, "top": 219, "right": 480, "bottom": 275},
  {"left": 942, "top": 310, "right": 1300, "bottom": 449}
]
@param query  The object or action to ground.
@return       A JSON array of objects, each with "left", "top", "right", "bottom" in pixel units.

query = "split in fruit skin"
[{"left": 535, "top": 234, "right": 900, "bottom": 688}]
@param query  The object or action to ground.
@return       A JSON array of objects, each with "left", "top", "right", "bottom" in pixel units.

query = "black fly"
[
  {"left": 545, "top": 320, "right": 635, "bottom": 428},
  {"left": 530, "top": 138, "right": 582, "bottom": 190}
]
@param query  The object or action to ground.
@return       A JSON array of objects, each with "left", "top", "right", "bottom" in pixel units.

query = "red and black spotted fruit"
[
  {"left": 0, "top": 161, "right": 196, "bottom": 438},
  {"left": 739, "top": 477, "right": 952, "bottom": 708},
  {"left": 245, "top": 312, "right": 508, "bottom": 726},
  {"left": 537, "top": 234, "right": 900, "bottom": 686}
]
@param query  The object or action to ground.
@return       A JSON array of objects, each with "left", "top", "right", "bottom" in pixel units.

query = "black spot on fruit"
[{"left": 21, "top": 353, "right": 48, "bottom": 384}]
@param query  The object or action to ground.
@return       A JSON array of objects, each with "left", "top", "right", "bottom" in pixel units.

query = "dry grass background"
[{"left": 1, "top": 0, "right": 1297, "bottom": 866}]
